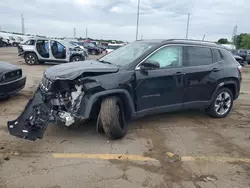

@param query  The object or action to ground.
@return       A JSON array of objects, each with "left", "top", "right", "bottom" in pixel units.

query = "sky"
[{"left": 0, "top": 0, "right": 249, "bottom": 42}]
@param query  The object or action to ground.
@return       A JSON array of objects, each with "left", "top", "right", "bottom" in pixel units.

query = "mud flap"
[{"left": 7, "top": 89, "right": 52, "bottom": 141}]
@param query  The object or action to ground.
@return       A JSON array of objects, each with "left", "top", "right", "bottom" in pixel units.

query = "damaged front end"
[{"left": 7, "top": 75, "right": 99, "bottom": 141}]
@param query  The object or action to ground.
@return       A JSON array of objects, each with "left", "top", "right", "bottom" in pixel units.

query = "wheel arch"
[
  {"left": 210, "top": 79, "right": 240, "bottom": 101},
  {"left": 70, "top": 54, "right": 84, "bottom": 62},
  {"left": 81, "top": 89, "right": 136, "bottom": 121}
]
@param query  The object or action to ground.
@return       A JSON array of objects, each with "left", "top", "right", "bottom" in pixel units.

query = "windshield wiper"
[{"left": 98, "top": 60, "right": 112, "bottom": 65}]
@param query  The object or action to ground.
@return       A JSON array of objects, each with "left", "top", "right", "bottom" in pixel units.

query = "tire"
[
  {"left": 24, "top": 53, "right": 38, "bottom": 65},
  {"left": 99, "top": 97, "right": 128, "bottom": 140},
  {"left": 71, "top": 55, "right": 83, "bottom": 62},
  {"left": 91, "top": 50, "right": 97, "bottom": 55},
  {"left": 207, "top": 88, "right": 233, "bottom": 118}
]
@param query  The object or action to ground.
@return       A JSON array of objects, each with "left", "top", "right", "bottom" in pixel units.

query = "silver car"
[{"left": 18, "top": 38, "right": 88, "bottom": 65}]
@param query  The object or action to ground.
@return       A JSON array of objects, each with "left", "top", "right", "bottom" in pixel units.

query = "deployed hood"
[
  {"left": 44, "top": 60, "right": 119, "bottom": 81},
  {"left": 0, "top": 61, "right": 19, "bottom": 72}
]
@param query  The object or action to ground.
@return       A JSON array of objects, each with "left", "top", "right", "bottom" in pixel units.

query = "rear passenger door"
[{"left": 182, "top": 46, "right": 224, "bottom": 105}]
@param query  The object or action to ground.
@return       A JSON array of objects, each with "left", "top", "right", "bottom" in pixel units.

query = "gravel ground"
[{"left": 0, "top": 47, "right": 250, "bottom": 188}]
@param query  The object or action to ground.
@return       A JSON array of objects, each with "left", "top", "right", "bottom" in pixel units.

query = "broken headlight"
[{"left": 40, "top": 76, "right": 53, "bottom": 92}]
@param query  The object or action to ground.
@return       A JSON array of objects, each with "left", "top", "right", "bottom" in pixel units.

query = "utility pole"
[
  {"left": 232, "top": 25, "right": 238, "bottom": 47},
  {"left": 141, "top": 34, "right": 143, "bottom": 40},
  {"left": 73, "top": 28, "right": 76, "bottom": 38},
  {"left": 185, "top": 13, "right": 190, "bottom": 39},
  {"left": 86, "top": 28, "right": 88, "bottom": 39},
  {"left": 21, "top": 14, "right": 25, "bottom": 34},
  {"left": 135, "top": 0, "right": 140, "bottom": 41}
]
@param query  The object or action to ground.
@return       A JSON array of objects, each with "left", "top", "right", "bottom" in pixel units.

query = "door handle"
[
  {"left": 212, "top": 68, "right": 221, "bottom": 72},
  {"left": 173, "top": 72, "right": 185, "bottom": 75}
]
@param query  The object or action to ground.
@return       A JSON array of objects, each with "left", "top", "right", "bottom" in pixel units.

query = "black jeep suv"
[{"left": 8, "top": 39, "right": 242, "bottom": 141}]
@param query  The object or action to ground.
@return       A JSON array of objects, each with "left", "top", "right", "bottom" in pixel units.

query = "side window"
[
  {"left": 146, "top": 46, "right": 183, "bottom": 69},
  {"left": 24, "top": 40, "right": 35, "bottom": 45},
  {"left": 187, "top": 46, "right": 213, "bottom": 66},
  {"left": 212, "top": 49, "right": 223, "bottom": 62}
]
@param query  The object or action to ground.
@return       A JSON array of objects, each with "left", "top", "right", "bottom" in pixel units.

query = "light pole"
[
  {"left": 185, "top": 13, "right": 190, "bottom": 39},
  {"left": 136, "top": 0, "right": 140, "bottom": 41}
]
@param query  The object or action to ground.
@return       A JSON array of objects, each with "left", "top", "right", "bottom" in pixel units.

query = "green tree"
[
  {"left": 217, "top": 38, "right": 229, "bottom": 44},
  {"left": 234, "top": 33, "right": 248, "bottom": 49},
  {"left": 240, "top": 34, "right": 250, "bottom": 49}
]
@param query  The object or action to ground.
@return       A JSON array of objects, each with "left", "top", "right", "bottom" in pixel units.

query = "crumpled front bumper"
[{"left": 7, "top": 89, "right": 53, "bottom": 141}]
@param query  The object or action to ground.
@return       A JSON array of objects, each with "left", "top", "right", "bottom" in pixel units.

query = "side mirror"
[{"left": 140, "top": 59, "right": 160, "bottom": 71}]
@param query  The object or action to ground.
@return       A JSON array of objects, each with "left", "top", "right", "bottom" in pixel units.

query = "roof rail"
[{"left": 164, "top": 39, "right": 216, "bottom": 44}]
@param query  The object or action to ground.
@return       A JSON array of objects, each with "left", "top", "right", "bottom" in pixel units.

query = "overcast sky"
[{"left": 0, "top": 0, "right": 249, "bottom": 42}]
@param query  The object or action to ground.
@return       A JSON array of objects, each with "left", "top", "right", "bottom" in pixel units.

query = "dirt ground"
[{"left": 0, "top": 47, "right": 250, "bottom": 188}]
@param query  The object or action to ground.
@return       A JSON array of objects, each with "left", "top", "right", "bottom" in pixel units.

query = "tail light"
[{"left": 237, "top": 65, "right": 242, "bottom": 73}]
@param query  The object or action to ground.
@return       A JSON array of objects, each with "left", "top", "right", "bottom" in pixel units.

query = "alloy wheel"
[
  {"left": 214, "top": 92, "right": 231, "bottom": 116},
  {"left": 26, "top": 55, "right": 36, "bottom": 64}
]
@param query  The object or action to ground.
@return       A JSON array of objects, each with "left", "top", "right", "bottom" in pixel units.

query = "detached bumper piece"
[{"left": 7, "top": 89, "right": 52, "bottom": 141}]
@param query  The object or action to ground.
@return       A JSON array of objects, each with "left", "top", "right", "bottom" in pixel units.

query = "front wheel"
[
  {"left": 99, "top": 97, "right": 128, "bottom": 140},
  {"left": 207, "top": 88, "right": 233, "bottom": 118},
  {"left": 24, "top": 53, "right": 38, "bottom": 65},
  {"left": 70, "top": 55, "right": 84, "bottom": 62}
]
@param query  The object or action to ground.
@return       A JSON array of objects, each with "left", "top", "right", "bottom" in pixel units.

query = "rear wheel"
[
  {"left": 99, "top": 97, "right": 128, "bottom": 140},
  {"left": 207, "top": 88, "right": 233, "bottom": 118},
  {"left": 24, "top": 53, "right": 38, "bottom": 65}
]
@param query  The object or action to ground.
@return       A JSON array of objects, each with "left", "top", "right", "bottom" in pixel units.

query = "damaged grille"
[{"left": 40, "top": 76, "right": 52, "bottom": 91}]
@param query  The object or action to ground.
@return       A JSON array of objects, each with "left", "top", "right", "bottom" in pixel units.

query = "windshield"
[
  {"left": 99, "top": 42, "right": 155, "bottom": 67},
  {"left": 89, "top": 43, "right": 95, "bottom": 47}
]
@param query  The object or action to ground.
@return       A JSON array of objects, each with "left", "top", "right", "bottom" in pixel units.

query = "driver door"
[{"left": 135, "top": 45, "right": 185, "bottom": 115}]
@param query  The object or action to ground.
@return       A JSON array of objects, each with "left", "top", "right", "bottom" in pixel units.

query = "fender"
[
  {"left": 210, "top": 80, "right": 238, "bottom": 102},
  {"left": 79, "top": 89, "right": 136, "bottom": 120}
]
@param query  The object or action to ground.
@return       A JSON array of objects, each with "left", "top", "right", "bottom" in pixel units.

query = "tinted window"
[
  {"left": 24, "top": 40, "right": 35, "bottom": 45},
  {"left": 212, "top": 49, "right": 223, "bottom": 62},
  {"left": 187, "top": 46, "right": 212, "bottom": 66},
  {"left": 146, "top": 46, "right": 183, "bottom": 68}
]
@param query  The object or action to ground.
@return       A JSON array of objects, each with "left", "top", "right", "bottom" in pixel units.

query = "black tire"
[
  {"left": 207, "top": 88, "right": 233, "bottom": 118},
  {"left": 70, "top": 55, "right": 83, "bottom": 62},
  {"left": 24, "top": 53, "right": 38, "bottom": 65},
  {"left": 99, "top": 97, "right": 127, "bottom": 140},
  {"left": 91, "top": 50, "right": 97, "bottom": 55}
]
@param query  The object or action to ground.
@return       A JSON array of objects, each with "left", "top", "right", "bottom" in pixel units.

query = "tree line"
[{"left": 217, "top": 33, "right": 250, "bottom": 49}]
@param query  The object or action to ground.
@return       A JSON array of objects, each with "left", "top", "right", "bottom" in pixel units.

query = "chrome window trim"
[{"left": 135, "top": 43, "right": 227, "bottom": 70}]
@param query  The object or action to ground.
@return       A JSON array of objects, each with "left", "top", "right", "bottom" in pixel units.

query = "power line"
[
  {"left": 135, "top": 0, "right": 140, "bottom": 41},
  {"left": 185, "top": 13, "right": 190, "bottom": 39}
]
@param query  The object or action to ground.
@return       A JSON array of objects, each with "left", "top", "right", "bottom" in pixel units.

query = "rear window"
[
  {"left": 239, "top": 50, "right": 247, "bottom": 53},
  {"left": 187, "top": 46, "right": 213, "bottom": 66}
]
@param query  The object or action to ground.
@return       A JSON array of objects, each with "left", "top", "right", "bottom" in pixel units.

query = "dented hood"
[{"left": 44, "top": 60, "right": 119, "bottom": 81}]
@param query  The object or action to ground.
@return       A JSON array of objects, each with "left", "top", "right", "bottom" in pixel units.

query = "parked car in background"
[
  {"left": 246, "top": 50, "right": 250, "bottom": 64},
  {"left": 8, "top": 39, "right": 242, "bottom": 141},
  {"left": 77, "top": 42, "right": 102, "bottom": 55},
  {"left": 0, "top": 61, "right": 26, "bottom": 99},
  {"left": 18, "top": 38, "right": 88, "bottom": 65},
  {"left": 236, "top": 49, "right": 248, "bottom": 61},
  {"left": 233, "top": 55, "right": 244, "bottom": 66},
  {"left": 105, "top": 43, "right": 124, "bottom": 54},
  {"left": 230, "top": 49, "right": 245, "bottom": 66}
]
